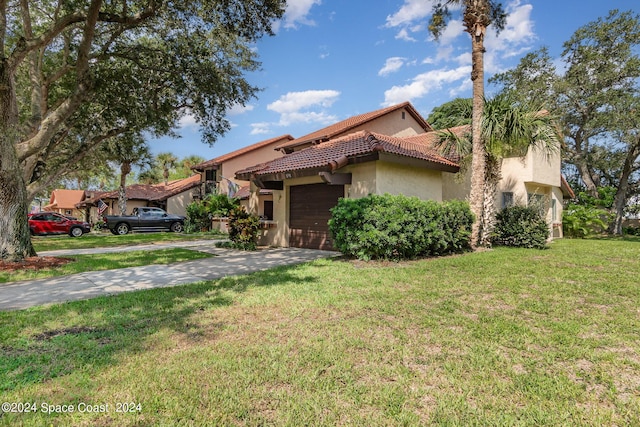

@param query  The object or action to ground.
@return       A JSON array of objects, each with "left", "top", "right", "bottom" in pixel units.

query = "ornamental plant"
[
  {"left": 328, "top": 194, "right": 473, "bottom": 261},
  {"left": 492, "top": 205, "right": 549, "bottom": 249},
  {"left": 185, "top": 194, "right": 239, "bottom": 232},
  {"left": 228, "top": 206, "right": 260, "bottom": 251}
]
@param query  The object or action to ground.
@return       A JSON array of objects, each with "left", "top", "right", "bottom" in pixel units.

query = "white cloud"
[
  {"left": 227, "top": 103, "right": 255, "bottom": 116},
  {"left": 385, "top": 0, "right": 436, "bottom": 28},
  {"left": 268, "top": 90, "right": 340, "bottom": 114},
  {"left": 250, "top": 122, "right": 272, "bottom": 135},
  {"left": 382, "top": 66, "right": 471, "bottom": 106},
  {"left": 395, "top": 28, "right": 416, "bottom": 42},
  {"left": 267, "top": 89, "right": 341, "bottom": 126},
  {"left": 485, "top": 2, "right": 535, "bottom": 55},
  {"left": 282, "top": 0, "right": 322, "bottom": 29},
  {"left": 278, "top": 111, "right": 338, "bottom": 127},
  {"left": 178, "top": 114, "right": 198, "bottom": 129},
  {"left": 378, "top": 57, "right": 407, "bottom": 76}
]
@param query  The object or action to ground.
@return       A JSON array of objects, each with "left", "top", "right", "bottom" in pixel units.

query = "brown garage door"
[{"left": 289, "top": 183, "right": 344, "bottom": 250}]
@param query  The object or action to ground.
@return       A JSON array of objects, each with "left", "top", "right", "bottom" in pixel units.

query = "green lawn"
[
  {"left": 0, "top": 249, "right": 213, "bottom": 283},
  {"left": 1, "top": 238, "right": 639, "bottom": 426},
  {"left": 31, "top": 230, "right": 226, "bottom": 252}
]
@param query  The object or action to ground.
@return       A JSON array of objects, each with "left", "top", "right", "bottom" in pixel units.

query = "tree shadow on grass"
[{"left": 0, "top": 264, "right": 322, "bottom": 393}]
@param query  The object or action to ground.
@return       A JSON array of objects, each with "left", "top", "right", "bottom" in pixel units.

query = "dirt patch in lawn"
[{"left": 0, "top": 256, "right": 73, "bottom": 272}]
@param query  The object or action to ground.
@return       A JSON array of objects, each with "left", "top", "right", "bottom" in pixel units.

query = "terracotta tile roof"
[
  {"left": 192, "top": 134, "right": 294, "bottom": 171},
  {"left": 561, "top": 175, "right": 576, "bottom": 199},
  {"left": 275, "top": 102, "right": 434, "bottom": 152},
  {"left": 44, "top": 189, "right": 87, "bottom": 210},
  {"left": 235, "top": 185, "right": 272, "bottom": 200},
  {"left": 79, "top": 175, "right": 201, "bottom": 206},
  {"left": 402, "top": 125, "right": 470, "bottom": 162},
  {"left": 236, "top": 130, "right": 459, "bottom": 180}
]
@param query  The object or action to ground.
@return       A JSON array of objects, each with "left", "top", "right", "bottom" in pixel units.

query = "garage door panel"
[{"left": 289, "top": 183, "right": 343, "bottom": 249}]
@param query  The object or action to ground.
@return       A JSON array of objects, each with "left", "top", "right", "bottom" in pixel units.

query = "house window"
[
  {"left": 205, "top": 169, "right": 215, "bottom": 182},
  {"left": 502, "top": 192, "right": 514, "bottom": 208},
  {"left": 65, "top": 209, "right": 72, "bottom": 215},
  {"left": 263, "top": 201, "right": 274, "bottom": 220},
  {"left": 401, "top": 111, "right": 406, "bottom": 120},
  {"left": 551, "top": 199, "right": 557, "bottom": 221}
]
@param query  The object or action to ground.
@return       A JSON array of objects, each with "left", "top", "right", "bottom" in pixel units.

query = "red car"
[{"left": 28, "top": 212, "right": 91, "bottom": 237}]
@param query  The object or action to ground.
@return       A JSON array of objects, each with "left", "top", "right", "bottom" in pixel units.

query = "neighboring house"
[
  {"left": 274, "top": 101, "right": 433, "bottom": 154},
  {"left": 191, "top": 134, "right": 293, "bottom": 220},
  {"left": 43, "top": 189, "right": 87, "bottom": 219},
  {"left": 235, "top": 102, "right": 572, "bottom": 250},
  {"left": 77, "top": 175, "right": 201, "bottom": 223}
]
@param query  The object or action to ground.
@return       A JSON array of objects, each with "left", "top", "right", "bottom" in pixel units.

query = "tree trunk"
[
  {"left": 468, "top": 25, "right": 487, "bottom": 248},
  {"left": 574, "top": 158, "right": 599, "bottom": 197},
  {"left": 118, "top": 162, "right": 131, "bottom": 215},
  {"left": 609, "top": 142, "right": 640, "bottom": 235},
  {"left": 0, "top": 61, "right": 36, "bottom": 261},
  {"left": 480, "top": 155, "right": 501, "bottom": 246}
]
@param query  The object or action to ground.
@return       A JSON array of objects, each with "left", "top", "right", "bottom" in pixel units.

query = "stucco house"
[
  {"left": 191, "top": 134, "right": 293, "bottom": 220},
  {"left": 43, "top": 189, "right": 87, "bottom": 218},
  {"left": 235, "top": 102, "right": 572, "bottom": 250},
  {"left": 77, "top": 175, "right": 201, "bottom": 223}
]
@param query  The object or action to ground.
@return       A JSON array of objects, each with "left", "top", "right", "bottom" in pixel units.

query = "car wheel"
[
  {"left": 69, "top": 227, "right": 84, "bottom": 237},
  {"left": 115, "top": 223, "right": 130, "bottom": 235},
  {"left": 170, "top": 222, "right": 184, "bottom": 233}
]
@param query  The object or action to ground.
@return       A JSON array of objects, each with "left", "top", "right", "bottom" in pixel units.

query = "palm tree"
[
  {"left": 157, "top": 152, "right": 178, "bottom": 185},
  {"left": 103, "top": 134, "right": 152, "bottom": 215},
  {"left": 177, "top": 155, "right": 206, "bottom": 179},
  {"left": 429, "top": 0, "right": 507, "bottom": 248},
  {"left": 430, "top": 95, "right": 560, "bottom": 245}
]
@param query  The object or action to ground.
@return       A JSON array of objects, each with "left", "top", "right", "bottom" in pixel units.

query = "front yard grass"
[
  {"left": 31, "top": 230, "right": 226, "bottom": 252},
  {"left": 0, "top": 249, "right": 212, "bottom": 283},
  {"left": 1, "top": 238, "right": 639, "bottom": 425}
]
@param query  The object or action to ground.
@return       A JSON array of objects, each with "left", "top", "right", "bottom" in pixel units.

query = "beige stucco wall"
[
  {"left": 442, "top": 170, "right": 471, "bottom": 202},
  {"left": 167, "top": 188, "right": 198, "bottom": 217},
  {"left": 216, "top": 142, "right": 284, "bottom": 195},
  {"left": 343, "top": 107, "right": 428, "bottom": 139},
  {"left": 374, "top": 161, "right": 442, "bottom": 201},
  {"left": 344, "top": 162, "right": 376, "bottom": 198},
  {"left": 501, "top": 146, "right": 561, "bottom": 188}
]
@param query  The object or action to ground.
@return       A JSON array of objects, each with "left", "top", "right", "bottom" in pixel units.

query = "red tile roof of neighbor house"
[
  {"left": 234, "top": 185, "right": 272, "bottom": 200},
  {"left": 79, "top": 175, "right": 201, "bottom": 206},
  {"left": 191, "top": 134, "right": 294, "bottom": 171},
  {"left": 403, "top": 125, "right": 470, "bottom": 162},
  {"left": 236, "top": 130, "right": 459, "bottom": 180},
  {"left": 44, "top": 189, "right": 87, "bottom": 210},
  {"left": 275, "top": 102, "right": 434, "bottom": 152}
]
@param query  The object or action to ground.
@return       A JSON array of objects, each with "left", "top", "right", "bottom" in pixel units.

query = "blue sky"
[{"left": 149, "top": 0, "right": 639, "bottom": 162}]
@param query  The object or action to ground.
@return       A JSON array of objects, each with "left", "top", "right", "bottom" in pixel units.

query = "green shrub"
[
  {"left": 562, "top": 203, "right": 610, "bottom": 238},
  {"left": 328, "top": 194, "right": 473, "bottom": 261},
  {"left": 492, "top": 205, "right": 549, "bottom": 249},
  {"left": 228, "top": 206, "right": 260, "bottom": 250},
  {"left": 622, "top": 226, "right": 640, "bottom": 236},
  {"left": 185, "top": 194, "right": 239, "bottom": 233}
]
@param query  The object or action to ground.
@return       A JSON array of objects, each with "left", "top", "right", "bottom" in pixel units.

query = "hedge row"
[{"left": 328, "top": 194, "right": 473, "bottom": 260}]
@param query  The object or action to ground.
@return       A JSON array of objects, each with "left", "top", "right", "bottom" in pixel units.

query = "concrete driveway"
[{"left": 0, "top": 241, "right": 338, "bottom": 311}]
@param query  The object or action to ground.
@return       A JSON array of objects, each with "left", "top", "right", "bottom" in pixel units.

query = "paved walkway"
[{"left": 1, "top": 241, "right": 338, "bottom": 311}]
